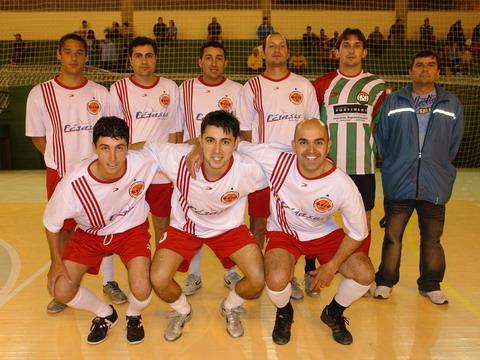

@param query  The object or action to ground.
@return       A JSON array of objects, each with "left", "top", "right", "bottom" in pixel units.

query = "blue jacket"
[{"left": 376, "top": 83, "right": 464, "bottom": 205}]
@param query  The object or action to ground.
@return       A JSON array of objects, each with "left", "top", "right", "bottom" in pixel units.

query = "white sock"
[
  {"left": 66, "top": 286, "right": 112, "bottom": 317},
  {"left": 266, "top": 283, "right": 291, "bottom": 308},
  {"left": 100, "top": 255, "right": 115, "bottom": 285},
  {"left": 224, "top": 267, "right": 237, "bottom": 276},
  {"left": 335, "top": 278, "right": 372, "bottom": 307},
  {"left": 223, "top": 289, "right": 245, "bottom": 310},
  {"left": 188, "top": 247, "right": 203, "bottom": 276},
  {"left": 126, "top": 292, "right": 152, "bottom": 317},
  {"left": 169, "top": 293, "right": 191, "bottom": 315}
]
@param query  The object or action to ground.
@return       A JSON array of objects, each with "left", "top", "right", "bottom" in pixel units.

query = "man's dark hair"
[
  {"left": 200, "top": 110, "right": 240, "bottom": 138},
  {"left": 335, "top": 28, "right": 366, "bottom": 49},
  {"left": 409, "top": 50, "right": 440, "bottom": 70},
  {"left": 199, "top": 41, "right": 226, "bottom": 59},
  {"left": 58, "top": 33, "right": 88, "bottom": 52},
  {"left": 93, "top": 116, "right": 129, "bottom": 145},
  {"left": 128, "top": 36, "right": 158, "bottom": 57}
]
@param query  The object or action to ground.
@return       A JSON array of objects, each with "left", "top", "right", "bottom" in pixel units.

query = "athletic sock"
[
  {"left": 266, "top": 283, "right": 292, "bottom": 308},
  {"left": 326, "top": 297, "right": 346, "bottom": 317},
  {"left": 100, "top": 255, "right": 115, "bottom": 285},
  {"left": 223, "top": 289, "right": 245, "bottom": 309},
  {"left": 304, "top": 257, "right": 316, "bottom": 272},
  {"left": 188, "top": 247, "right": 203, "bottom": 276},
  {"left": 335, "top": 278, "right": 372, "bottom": 307},
  {"left": 169, "top": 293, "right": 191, "bottom": 315},
  {"left": 126, "top": 292, "right": 152, "bottom": 317},
  {"left": 67, "top": 286, "right": 112, "bottom": 317},
  {"left": 277, "top": 301, "right": 293, "bottom": 315}
]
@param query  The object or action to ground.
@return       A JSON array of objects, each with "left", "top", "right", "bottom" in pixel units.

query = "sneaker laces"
[
  {"left": 106, "top": 281, "right": 122, "bottom": 295},
  {"left": 167, "top": 311, "right": 189, "bottom": 332},
  {"left": 90, "top": 317, "right": 108, "bottom": 332},
  {"left": 185, "top": 274, "right": 199, "bottom": 286},
  {"left": 223, "top": 306, "right": 242, "bottom": 326},
  {"left": 127, "top": 316, "right": 142, "bottom": 329},
  {"left": 275, "top": 312, "right": 292, "bottom": 331},
  {"left": 333, "top": 314, "right": 350, "bottom": 330}
]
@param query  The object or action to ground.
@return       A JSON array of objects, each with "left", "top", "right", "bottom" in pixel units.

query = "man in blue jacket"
[{"left": 373, "top": 50, "right": 464, "bottom": 305}]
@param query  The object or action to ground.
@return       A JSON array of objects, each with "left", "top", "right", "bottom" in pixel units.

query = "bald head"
[{"left": 293, "top": 118, "right": 329, "bottom": 142}]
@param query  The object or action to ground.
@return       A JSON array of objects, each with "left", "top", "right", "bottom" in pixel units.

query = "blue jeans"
[{"left": 375, "top": 199, "right": 446, "bottom": 292}]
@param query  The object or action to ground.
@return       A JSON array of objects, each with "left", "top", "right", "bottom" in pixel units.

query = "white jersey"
[
  {"left": 43, "top": 149, "right": 159, "bottom": 236},
  {"left": 109, "top": 75, "right": 179, "bottom": 184},
  {"left": 146, "top": 142, "right": 268, "bottom": 237},
  {"left": 25, "top": 77, "right": 109, "bottom": 177},
  {"left": 237, "top": 142, "right": 368, "bottom": 241},
  {"left": 237, "top": 72, "right": 319, "bottom": 144},
  {"left": 177, "top": 76, "right": 242, "bottom": 141}
]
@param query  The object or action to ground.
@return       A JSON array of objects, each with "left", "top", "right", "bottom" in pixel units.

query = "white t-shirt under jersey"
[
  {"left": 237, "top": 142, "right": 368, "bottom": 241},
  {"left": 109, "top": 75, "right": 179, "bottom": 184},
  {"left": 177, "top": 76, "right": 242, "bottom": 141},
  {"left": 145, "top": 142, "right": 268, "bottom": 237},
  {"left": 237, "top": 72, "right": 319, "bottom": 144},
  {"left": 26, "top": 77, "right": 109, "bottom": 177},
  {"left": 44, "top": 149, "right": 159, "bottom": 236}
]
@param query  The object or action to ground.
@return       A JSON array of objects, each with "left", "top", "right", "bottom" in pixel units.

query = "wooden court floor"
[{"left": 0, "top": 170, "right": 479, "bottom": 360}]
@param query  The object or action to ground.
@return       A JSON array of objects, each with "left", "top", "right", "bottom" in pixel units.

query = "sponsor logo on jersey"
[
  {"left": 289, "top": 90, "right": 303, "bottom": 105},
  {"left": 356, "top": 91, "right": 369, "bottom": 104},
  {"left": 218, "top": 96, "right": 233, "bottom": 110},
  {"left": 221, "top": 191, "right": 239, "bottom": 203},
  {"left": 64, "top": 124, "right": 94, "bottom": 132},
  {"left": 313, "top": 197, "right": 333, "bottom": 213},
  {"left": 129, "top": 181, "right": 145, "bottom": 198},
  {"left": 159, "top": 94, "right": 170, "bottom": 107},
  {"left": 333, "top": 104, "right": 368, "bottom": 115},
  {"left": 87, "top": 99, "right": 101, "bottom": 115},
  {"left": 266, "top": 113, "right": 302, "bottom": 122},
  {"left": 135, "top": 111, "right": 169, "bottom": 119}
]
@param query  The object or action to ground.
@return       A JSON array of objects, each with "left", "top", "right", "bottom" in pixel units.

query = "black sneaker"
[
  {"left": 320, "top": 306, "right": 353, "bottom": 345},
  {"left": 126, "top": 315, "right": 145, "bottom": 344},
  {"left": 87, "top": 305, "right": 118, "bottom": 345},
  {"left": 272, "top": 304, "right": 294, "bottom": 345}
]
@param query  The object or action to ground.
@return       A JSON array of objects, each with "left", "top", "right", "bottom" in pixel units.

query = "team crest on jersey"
[
  {"left": 221, "top": 191, "right": 239, "bottom": 203},
  {"left": 356, "top": 92, "right": 369, "bottom": 104},
  {"left": 159, "top": 94, "right": 170, "bottom": 108},
  {"left": 313, "top": 197, "right": 333, "bottom": 213},
  {"left": 87, "top": 100, "right": 101, "bottom": 115},
  {"left": 129, "top": 181, "right": 145, "bottom": 198},
  {"left": 289, "top": 91, "right": 303, "bottom": 105},
  {"left": 218, "top": 96, "right": 233, "bottom": 111}
]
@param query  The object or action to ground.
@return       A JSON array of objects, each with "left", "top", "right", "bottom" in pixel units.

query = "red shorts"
[
  {"left": 146, "top": 183, "right": 173, "bottom": 217},
  {"left": 157, "top": 225, "right": 258, "bottom": 272},
  {"left": 248, "top": 187, "right": 270, "bottom": 218},
  {"left": 46, "top": 167, "right": 76, "bottom": 230},
  {"left": 265, "top": 229, "right": 371, "bottom": 264},
  {"left": 63, "top": 221, "right": 151, "bottom": 274}
]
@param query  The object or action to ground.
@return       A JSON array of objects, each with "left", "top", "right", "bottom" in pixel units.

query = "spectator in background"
[
  {"left": 207, "top": 17, "right": 222, "bottom": 42},
  {"left": 247, "top": 47, "right": 263, "bottom": 73},
  {"left": 420, "top": 17, "right": 435, "bottom": 48},
  {"left": 76, "top": 20, "right": 89, "bottom": 39},
  {"left": 121, "top": 22, "right": 134, "bottom": 40},
  {"left": 85, "top": 30, "right": 98, "bottom": 65},
  {"left": 389, "top": 18, "right": 405, "bottom": 47},
  {"left": 257, "top": 16, "right": 274, "bottom": 42},
  {"left": 289, "top": 49, "right": 308, "bottom": 74},
  {"left": 447, "top": 20, "right": 465, "bottom": 48},
  {"left": 153, "top": 17, "right": 167, "bottom": 47},
  {"left": 100, "top": 33, "right": 118, "bottom": 71},
  {"left": 440, "top": 41, "right": 461, "bottom": 75},
  {"left": 367, "top": 26, "right": 385, "bottom": 55},
  {"left": 327, "top": 31, "right": 339, "bottom": 49},
  {"left": 302, "top": 26, "right": 319, "bottom": 58},
  {"left": 11, "top": 33, "right": 25, "bottom": 64},
  {"left": 471, "top": 22, "right": 480, "bottom": 60},
  {"left": 111, "top": 22, "right": 121, "bottom": 40},
  {"left": 166, "top": 20, "right": 178, "bottom": 46},
  {"left": 318, "top": 28, "right": 329, "bottom": 50}
]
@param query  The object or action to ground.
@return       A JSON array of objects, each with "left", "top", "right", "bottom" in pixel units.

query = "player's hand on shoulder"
[{"left": 186, "top": 143, "right": 203, "bottom": 179}]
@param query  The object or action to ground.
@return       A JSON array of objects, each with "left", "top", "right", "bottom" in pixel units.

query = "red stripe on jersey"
[
  {"left": 72, "top": 176, "right": 106, "bottom": 234},
  {"left": 41, "top": 82, "right": 66, "bottom": 177},
  {"left": 248, "top": 77, "right": 265, "bottom": 143},
  {"left": 177, "top": 156, "right": 195, "bottom": 234},
  {"left": 270, "top": 152, "right": 297, "bottom": 238},
  {"left": 115, "top": 79, "right": 134, "bottom": 141},
  {"left": 182, "top": 79, "right": 196, "bottom": 140},
  {"left": 312, "top": 71, "right": 337, "bottom": 105}
]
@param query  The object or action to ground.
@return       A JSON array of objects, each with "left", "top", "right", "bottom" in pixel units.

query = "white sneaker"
[
  {"left": 224, "top": 271, "right": 241, "bottom": 290},
  {"left": 220, "top": 300, "right": 244, "bottom": 338},
  {"left": 420, "top": 290, "right": 449, "bottom": 305},
  {"left": 183, "top": 274, "right": 202, "bottom": 296},
  {"left": 290, "top": 277, "right": 304, "bottom": 300},
  {"left": 164, "top": 310, "right": 192, "bottom": 341},
  {"left": 374, "top": 285, "right": 392, "bottom": 299}
]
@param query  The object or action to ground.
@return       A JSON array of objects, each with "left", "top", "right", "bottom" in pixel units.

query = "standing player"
[
  {"left": 177, "top": 41, "right": 243, "bottom": 295},
  {"left": 45, "top": 117, "right": 155, "bottom": 345},
  {"left": 237, "top": 32, "right": 319, "bottom": 299},
  {"left": 110, "top": 36, "right": 179, "bottom": 245},
  {"left": 313, "top": 28, "right": 385, "bottom": 295},
  {"left": 237, "top": 119, "right": 374, "bottom": 345},
  {"left": 25, "top": 33, "right": 126, "bottom": 314},
  {"left": 148, "top": 111, "right": 266, "bottom": 341}
]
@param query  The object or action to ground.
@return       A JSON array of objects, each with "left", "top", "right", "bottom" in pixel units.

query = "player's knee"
[
  {"left": 54, "top": 280, "right": 77, "bottom": 303},
  {"left": 130, "top": 280, "right": 152, "bottom": 301},
  {"left": 351, "top": 255, "right": 375, "bottom": 285},
  {"left": 265, "top": 270, "right": 290, "bottom": 291},
  {"left": 150, "top": 268, "right": 169, "bottom": 293}
]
